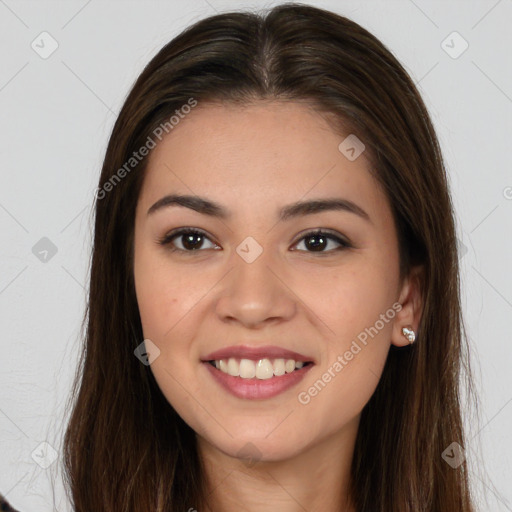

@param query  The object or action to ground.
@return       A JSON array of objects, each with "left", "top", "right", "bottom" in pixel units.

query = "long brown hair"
[{"left": 62, "top": 3, "right": 478, "bottom": 510}]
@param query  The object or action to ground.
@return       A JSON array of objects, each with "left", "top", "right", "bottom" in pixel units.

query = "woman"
[{"left": 27, "top": 2, "right": 475, "bottom": 511}]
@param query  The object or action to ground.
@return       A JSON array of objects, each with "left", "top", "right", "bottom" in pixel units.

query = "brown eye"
[
  {"left": 292, "top": 230, "right": 350, "bottom": 253},
  {"left": 159, "top": 228, "right": 218, "bottom": 252},
  {"left": 158, "top": 227, "right": 350, "bottom": 255}
]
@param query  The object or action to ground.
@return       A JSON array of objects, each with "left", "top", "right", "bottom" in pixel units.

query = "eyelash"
[{"left": 157, "top": 227, "right": 352, "bottom": 255}]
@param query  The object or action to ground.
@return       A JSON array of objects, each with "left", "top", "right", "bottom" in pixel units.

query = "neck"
[{"left": 196, "top": 415, "right": 359, "bottom": 512}]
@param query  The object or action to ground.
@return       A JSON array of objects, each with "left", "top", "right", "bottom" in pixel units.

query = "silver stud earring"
[{"left": 402, "top": 326, "right": 415, "bottom": 344}]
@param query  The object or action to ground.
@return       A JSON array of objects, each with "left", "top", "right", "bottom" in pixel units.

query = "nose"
[{"left": 214, "top": 249, "right": 297, "bottom": 329}]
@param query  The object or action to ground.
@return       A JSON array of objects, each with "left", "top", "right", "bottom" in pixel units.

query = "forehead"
[{"left": 138, "top": 101, "right": 388, "bottom": 223}]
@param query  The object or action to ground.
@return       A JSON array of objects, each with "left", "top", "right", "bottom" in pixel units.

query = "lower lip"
[{"left": 202, "top": 361, "right": 313, "bottom": 400}]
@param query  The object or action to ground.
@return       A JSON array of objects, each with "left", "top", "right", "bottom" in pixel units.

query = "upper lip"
[{"left": 202, "top": 345, "right": 315, "bottom": 363}]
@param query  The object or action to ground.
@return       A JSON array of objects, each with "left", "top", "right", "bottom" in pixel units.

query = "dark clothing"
[{"left": 0, "top": 494, "right": 20, "bottom": 512}]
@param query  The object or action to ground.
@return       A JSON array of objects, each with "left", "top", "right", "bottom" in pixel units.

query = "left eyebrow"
[{"left": 147, "top": 194, "right": 371, "bottom": 223}]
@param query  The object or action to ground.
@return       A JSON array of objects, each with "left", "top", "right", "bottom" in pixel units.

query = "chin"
[{"left": 203, "top": 428, "right": 310, "bottom": 465}]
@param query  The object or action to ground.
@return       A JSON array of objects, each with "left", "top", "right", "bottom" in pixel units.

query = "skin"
[{"left": 133, "top": 100, "right": 423, "bottom": 512}]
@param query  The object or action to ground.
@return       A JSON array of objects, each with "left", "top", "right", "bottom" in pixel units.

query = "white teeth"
[
  {"left": 255, "top": 359, "right": 274, "bottom": 379},
  {"left": 227, "top": 357, "right": 239, "bottom": 377},
  {"left": 212, "top": 357, "right": 309, "bottom": 379},
  {"left": 239, "top": 359, "right": 256, "bottom": 378},
  {"left": 285, "top": 359, "right": 295, "bottom": 373},
  {"left": 273, "top": 358, "right": 285, "bottom": 376}
]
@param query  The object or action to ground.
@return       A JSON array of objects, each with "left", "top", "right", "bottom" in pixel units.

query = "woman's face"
[{"left": 133, "top": 100, "right": 415, "bottom": 462}]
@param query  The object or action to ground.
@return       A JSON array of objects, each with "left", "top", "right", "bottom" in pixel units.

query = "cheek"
[
  {"left": 292, "top": 259, "right": 396, "bottom": 410},
  {"left": 297, "top": 259, "right": 397, "bottom": 341},
  {"left": 293, "top": 279, "right": 394, "bottom": 440},
  {"left": 134, "top": 260, "right": 171, "bottom": 339},
  {"left": 133, "top": 247, "right": 208, "bottom": 399},
  {"left": 133, "top": 254, "right": 202, "bottom": 419},
  {"left": 134, "top": 246, "right": 200, "bottom": 339}
]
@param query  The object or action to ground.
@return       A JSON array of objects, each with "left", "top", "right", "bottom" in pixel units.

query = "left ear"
[{"left": 391, "top": 264, "right": 425, "bottom": 347}]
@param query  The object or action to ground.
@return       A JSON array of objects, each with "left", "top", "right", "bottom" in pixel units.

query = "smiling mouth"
[{"left": 205, "top": 358, "right": 314, "bottom": 379}]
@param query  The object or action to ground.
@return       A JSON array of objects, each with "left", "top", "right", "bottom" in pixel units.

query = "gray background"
[{"left": 0, "top": 0, "right": 511, "bottom": 510}]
